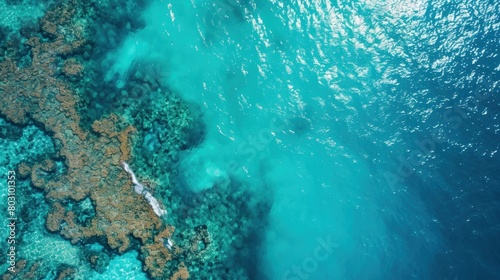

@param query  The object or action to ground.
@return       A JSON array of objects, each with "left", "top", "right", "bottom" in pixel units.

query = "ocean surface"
[{"left": 1, "top": 0, "right": 499, "bottom": 279}]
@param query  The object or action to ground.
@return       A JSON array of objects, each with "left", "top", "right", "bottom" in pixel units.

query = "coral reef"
[
  {"left": 170, "top": 263, "right": 189, "bottom": 280},
  {"left": 190, "top": 225, "right": 211, "bottom": 254},
  {"left": 0, "top": 1, "right": 201, "bottom": 278},
  {"left": 87, "top": 251, "right": 110, "bottom": 274},
  {"left": 16, "top": 161, "right": 31, "bottom": 179},
  {"left": 55, "top": 266, "right": 77, "bottom": 280},
  {"left": 122, "top": 161, "right": 168, "bottom": 217},
  {"left": 132, "top": 92, "right": 201, "bottom": 171},
  {"left": 1, "top": 260, "right": 41, "bottom": 280},
  {"left": 62, "top": 58, "right": 84, "bottom": 78},
  {"left": 1, "top": 0, "right": 271, "bottom": 278}
]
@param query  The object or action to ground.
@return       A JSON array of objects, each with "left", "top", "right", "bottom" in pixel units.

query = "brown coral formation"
[
  {"left": 1, "top": 259, "right": 26, "bottom": 280},
  {"left": 62, "top": 58, "right": 84, "bottom": 77},
  {"left": 0, "top": 1, "right": 189, "bottom": 279},
  {"left": 141, "top": 226, "right": 176, "bottom": 278},
  {"left": 16, "top": 161, "right": 32, "bottom": 179},
  {"left": 55, "top": 267, "right": 77, "bottom": 280},
  {"left": 141, "top": 241, "right": 173, "bottom": 278},
  {"left": 1, "top": 260, "right": 41, "bottom": 280},
  {"left": 170, "top": 263, "right": 190, "bottom": 280}
]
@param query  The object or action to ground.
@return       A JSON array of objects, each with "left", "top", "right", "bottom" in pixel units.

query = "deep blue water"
[{"left": 1, "top": 0, "right": 499, "bottom": 279}]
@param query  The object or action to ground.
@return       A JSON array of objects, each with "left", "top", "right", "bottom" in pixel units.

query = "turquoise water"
[
  {"left": 1, "top": 0, "right": 499, "bottom": 279},
  {"left": 101, "top": 0, "right": 499, "bottom": 278}
]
